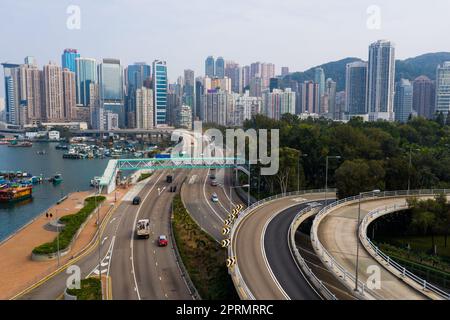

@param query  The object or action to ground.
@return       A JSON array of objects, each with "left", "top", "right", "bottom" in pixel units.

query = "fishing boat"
[{"left": 0, "top": 185, "right": 33, "bottom": 203}]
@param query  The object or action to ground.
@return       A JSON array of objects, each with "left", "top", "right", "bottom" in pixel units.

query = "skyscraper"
[
  {"left": 345, "top": 61, "right": 368, "bottom": 116},
  {"left": 394, "top": 79, "right": 414, "bottom": 123},
  {"left": 314, "top": 67, "right": 325, "bottom": 97},
  {"left": 215, "top": 57, "right": 225, "bottom": 78},
  {"left": 183, "top": 69, "right": 195, "bottom": 111},
  {"left": 62, "top": 68, "right": 77, "bottom": 120},
  {"left": 201, "top": 89, "right": 233, "bottom": 126},
  {"left": 205, "top": 56, "right": 215, "bottom": 78},
  {"left": 412, "top": 76, "right": 435, "bottom": 119},
  {"left": 99, "top": 59, "right": 124, "bottom": 127},
  {"left": 435, "top": 62, "right": 450, "bottom": 116},
  {"left": 325, "top": 78, "right": 337, "bottom": 118},
  {"left": 301, "top": 81, "right": 320, "bottom": 114},
  {"left": 61, "top": 49, "right": 80, "bottom": 73},
  {"left": 241, "top": 65, "right": 250, "bottom": 90},
  {"left": 75, "top": 57, "right": 97, "bottom": 107},
  {"left": 22, "top": 59, "right": 43, "bottom": 125},
  {"left": 152, "top": 60, "right": 168, "bottom": 125},
  {"left": 225, "top": 61, "right": 241, "bottom": 94},
  {"left": 43, "top": 62, "right": 64, "bottom": 121},
  {"left": 126, "top": 62, "right": 151, "bottom": 127},
  {"left": 367, "top": 40, "right": 396, "bottom": 121},
  {"left": 281, "top": 67, "right": 290, "bottom": 77},
  {"left": 135, "top": 87, "right": 154, "bottom": 129},
  {"left": 2, "top": 63, "right": 21, "bottom": 124}
]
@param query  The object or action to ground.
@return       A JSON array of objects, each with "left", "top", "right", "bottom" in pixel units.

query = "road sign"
[
  {"left": 226, "top": 257, "right": 236, "bottom": 268},
  {"left": 225, "top": 219, "right": 232, "bottom": 226},
  {"left": 222, "top": 226, "right": 230, "bottom": 236},
  {"left": 221, "top": 239, "right": 231, "bottom": 248}
]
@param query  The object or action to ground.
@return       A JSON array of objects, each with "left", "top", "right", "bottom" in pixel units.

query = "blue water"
[{"left": 0, "top": 142, "right": 109, "bottom": 241}]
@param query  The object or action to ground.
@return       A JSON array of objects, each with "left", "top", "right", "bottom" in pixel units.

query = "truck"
[
  {"left": 136, "top": 219, "right": 150, "bottom": 239},
  {"left": 155, "top": 153, "right": 171, "bottom": 159}
]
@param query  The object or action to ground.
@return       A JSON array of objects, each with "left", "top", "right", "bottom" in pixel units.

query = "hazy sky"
[{"left": 1, "top": 0, "right": 450, "bottom": 96}]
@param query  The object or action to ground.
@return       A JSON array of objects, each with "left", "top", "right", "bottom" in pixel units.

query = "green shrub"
[
  {"left": 32, "top": 196, "right": 105, "bottom": 255},
  {"left": 66, "top": 278, "right": 102, "bottom": 300}
]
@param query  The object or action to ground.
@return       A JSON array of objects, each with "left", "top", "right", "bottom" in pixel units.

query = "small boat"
[
  {"left": 55, "top": 144, "right": 69, "bottom": 150},
  {"left": 8, "top": 141, "right": 32, "bottom": 148},
  {"left": 37, "top": 150, "right": 46, "bottom": 155},
  {"left": 90, "top": 176, "right": 101, "bottom": 188},
  {"left": 50, "top": 174, "right": 63, "bottom": 185}
]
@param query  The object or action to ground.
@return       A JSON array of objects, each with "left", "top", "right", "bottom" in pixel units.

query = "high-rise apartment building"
[
  {"left": 325, "top": 78, "right": 337, "bottom": 118},
  {"left": 135, "top": 87, "right": 154, "bottom": 130},
  {"left": 62, "top": 68, "right": 76, "bottom": 120},
  {"left": 241, "top": 65, "right": 250, "bottom": 90},
  {"left": 201, "top": 89, "right": 233, "bottom": 126},
  {"left": 345, "top": 61, "right": 368, "bottom": 116},
  {"left": 233, "top": 90, "right": 262, "bottom": 126},
  {"left": 205, "top": 56, "right": 215, "bottom": 78},
  {"left": 22, "top": 61, "right": 43, "bottom": 125},
  {"left": 176, "top": 105, "right": 192, "bottom": 129},
  {"left": 367, "top": 40, "right": 396, "bottom": 121},
  {"left": 301, "top": 81, "right": 320, "bottom": 114},
  {"left": 435, "top": 62, "right": 450, "bottom": 116},
  {"left": 263, "top": 88, "right": 296, "bottom": 120},
  {"left": 61, "top": 49, "right": 80, "bottom": 73},
  {"left": 43, "top": 62, "right": 64, "bottom": 121},
  {"left": 394, "top": 79, "right": 414, "bottom": 123},
  {"left": 225, "top": 61, "right": 241, "bottom": 94},
  {"left": 412, "top": 76, "right": 435, "bottom": 119}
]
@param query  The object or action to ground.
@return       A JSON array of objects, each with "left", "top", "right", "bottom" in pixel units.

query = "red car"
[{"left": 158, "top": 235, "right": 168, "bottom": 247}]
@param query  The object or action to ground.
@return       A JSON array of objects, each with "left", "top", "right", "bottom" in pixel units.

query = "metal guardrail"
[
  {"left": 228, "top": 189, "right": 336, "bottom": 300},
  {"left": 311, "top": 189, "right": 450, "bottom": 300},
  {"left": 359, "top": 203, "right": 450, "bottom": 300},
  {"left": 289, "top": 206, "right": 337, "bottom": 300}
]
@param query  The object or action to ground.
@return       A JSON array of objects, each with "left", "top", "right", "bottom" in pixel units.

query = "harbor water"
[{"left": 0, "top": 142, "right": 110, "bottom": 241}]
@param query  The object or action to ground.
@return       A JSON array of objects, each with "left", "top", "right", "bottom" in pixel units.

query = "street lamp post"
[
  {"left": 297, "top": 153, "right": 308, "bottom": 192},
  {"left": 407, "top": 147, "right": 420, "bottom": 194},
  {"left": 325, "top": 156, "right": 341, "bottom": 204},
  {"left": 354, "top": 189, "right": 380, "bottom": 292}
]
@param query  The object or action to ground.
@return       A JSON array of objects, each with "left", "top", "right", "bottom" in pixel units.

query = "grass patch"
[
  {"left": 66, "top": 278, "right": 102, "bottom": 300},
  {"left": 172, "top": 195, "right": 238, "bottom": 300},
  {"left": 138, "top": 172, "right": 152, "bottom": 182},
  {"left": 32, "top": 196, "right": 105, "bottom": 255}
]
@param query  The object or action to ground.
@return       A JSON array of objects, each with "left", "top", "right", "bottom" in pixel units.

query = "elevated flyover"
[
  {"left": 311, "top": 189, "right": 450, "bottom": 300},
  {"left": 227, "top": 190, "right": 336, "bottom": 300}
]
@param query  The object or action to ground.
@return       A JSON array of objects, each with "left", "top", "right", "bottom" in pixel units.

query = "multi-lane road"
[{"left": 20, "top": 169, "right": 194, "bottom": 300}]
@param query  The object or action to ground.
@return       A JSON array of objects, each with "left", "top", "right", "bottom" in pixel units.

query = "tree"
[
  {"left": 274, "top": 147, "right": 299, "bottom": 195},
  {"left": 436, "top": 111, "right": 445, "bottom": 127},
  {"left": 335, "top": 159, "right": 385, "bottom": 198}
]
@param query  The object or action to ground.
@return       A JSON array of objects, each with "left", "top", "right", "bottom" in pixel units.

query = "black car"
[
  {"left": 166, "top": 175, "right": 173, "bottom": 183},
  {"left": 132, "top": 196, "right": 141, "bottom": 205}
]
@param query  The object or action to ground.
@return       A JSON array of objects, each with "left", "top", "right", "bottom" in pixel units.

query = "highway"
[
  {"left": 182, "top": 167, "right": 244, "bottom": 241},
  {"left": 232, "top": 192, "right": 336, "bottom": 300},
  {"left": 19, "top": 170, "right": 192, "bottom": 300}
]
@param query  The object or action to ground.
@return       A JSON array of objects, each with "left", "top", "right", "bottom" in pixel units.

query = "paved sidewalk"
[{"left": 0, "top": 187, "right": 128, "bottom": 300}]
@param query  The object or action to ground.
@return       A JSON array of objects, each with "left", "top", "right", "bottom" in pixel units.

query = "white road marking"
[
  {"left": 109, "top": 217, "right": 117, "bottom": 224},
  {"left": 130, "top": 172, "right": 164, "bottom": 301},
  {"left": 202, "top": 168, "right": 225, "bottom": 223},
  {"left": 188, "top": 175, "right": 197, "bottom": 185},
  {"left": 101, "top": 236, "right": 108, "bottom": 245}
]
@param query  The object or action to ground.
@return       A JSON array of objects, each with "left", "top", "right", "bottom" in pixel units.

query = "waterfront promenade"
[{"left": 0, "top": 188, "right": 128, "bottom": 299}]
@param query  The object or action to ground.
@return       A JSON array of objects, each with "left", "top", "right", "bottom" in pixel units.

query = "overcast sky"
[{"left": 1, "top": 0, "right": 450, "bottom": 97}]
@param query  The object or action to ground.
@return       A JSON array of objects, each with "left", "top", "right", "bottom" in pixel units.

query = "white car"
[{"left": 211, "top": 193, "right": 219, "bottom": 203}]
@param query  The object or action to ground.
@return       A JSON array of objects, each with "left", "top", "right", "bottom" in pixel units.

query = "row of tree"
[{"left": 243, "top": 114, "right": 450, "bottom": 199}]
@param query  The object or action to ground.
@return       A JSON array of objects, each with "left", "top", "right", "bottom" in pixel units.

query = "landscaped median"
[
  {"left": 65, "top": 278, "right": 102, "bottom": 300},
  {"left": 32, "top": 196, "right": 106, "bottom": 259},
  {"left": 171, "top": 194, "right": 238, "bottom": 300}
]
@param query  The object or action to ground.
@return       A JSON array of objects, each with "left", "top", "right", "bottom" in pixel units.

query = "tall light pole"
[
  {"left": 297, "top": 153, "right": 308, "bottom": 192},
  {"left": 355, "top": 189, "right": 380, "bottom": 292},
  {"left": 407, "top": 147, "right": 420, "bottom": 194},
  {"left": 325, "top": 155, "right": 341, "bottom": 204}
]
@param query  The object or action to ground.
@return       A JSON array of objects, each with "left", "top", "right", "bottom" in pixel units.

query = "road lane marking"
[
  {"left": 130, "top": 172, "right": 165, "bottom": 301},
  {"left": 203, "top": 168, "right": 225, "bottom": 223}
]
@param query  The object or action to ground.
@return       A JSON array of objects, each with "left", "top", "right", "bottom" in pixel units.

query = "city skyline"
[{"left": 2, "top": 0, "right": 450, "bottom": 97}]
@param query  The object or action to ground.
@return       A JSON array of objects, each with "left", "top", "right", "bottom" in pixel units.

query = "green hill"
[{"left": 285, "top": 52, "right": 450, "bottom": 91}]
